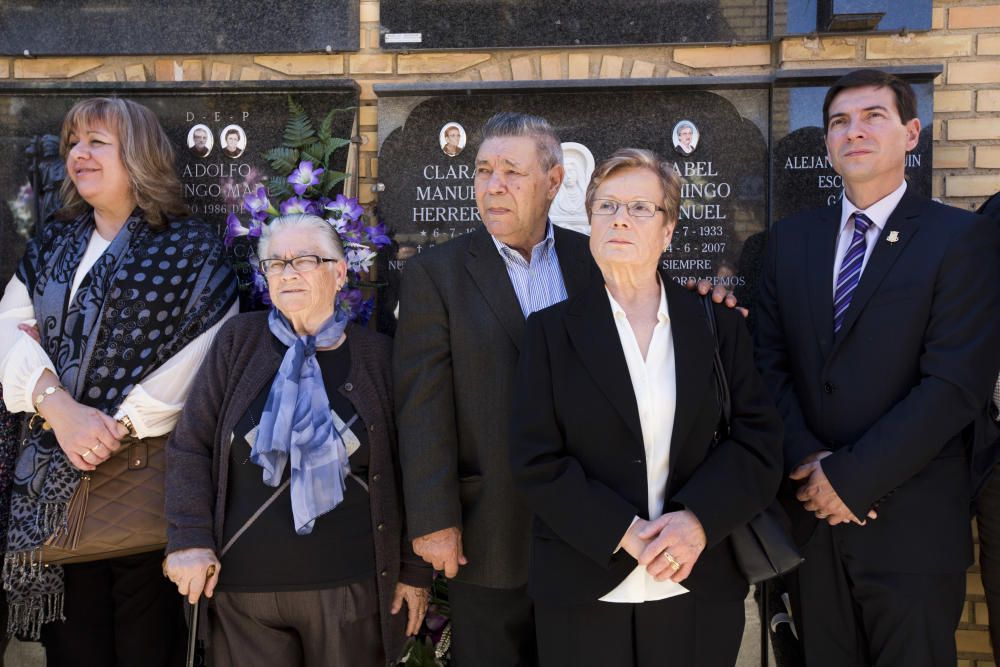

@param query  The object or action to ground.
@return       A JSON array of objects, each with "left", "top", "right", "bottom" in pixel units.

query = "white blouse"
[
  {"left": 0, "top": 229, "right": 237, "bottom": 438},
  {"left": 601, "top": 282, "right": 688, "bottom": 603}
]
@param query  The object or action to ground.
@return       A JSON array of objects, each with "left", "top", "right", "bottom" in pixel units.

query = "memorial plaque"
[
  {"left": 375, "top": 79, "right": 770, "bottom": 331},
  {"left": 0, "top": 1, "right": 358, "bottom": 56},
  {"left": 774, "top": 0, "right": 931, "bottom": 34},
  {"left": 380, "top": 0, "right": 768, "bottom": 50},
  {"left": 0, "top": 81, "right": 358, "bottom": 299}
]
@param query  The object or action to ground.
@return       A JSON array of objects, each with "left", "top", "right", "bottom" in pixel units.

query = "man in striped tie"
[{"left": 755, "top": 69, "right": 1000, "bottom": 667}]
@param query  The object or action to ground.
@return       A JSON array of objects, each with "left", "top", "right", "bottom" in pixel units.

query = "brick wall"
[{"left": 3, "top": 1, "right": 998, "bottom": 661}]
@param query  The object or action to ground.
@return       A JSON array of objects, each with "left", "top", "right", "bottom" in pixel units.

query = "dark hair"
[
  {"left": 480, "top": 112, "right": 563, "bottom": 171},
  {"left": 226, "top": 129, "right": 241, "bottom": 139},
  {"left": 822, "top": 69, "right": 918, "bottom": 131},
  {"left": 59, "top": 97, "right": 188, "bottom": 229}
]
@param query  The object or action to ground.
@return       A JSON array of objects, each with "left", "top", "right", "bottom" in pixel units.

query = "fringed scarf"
[{"left": 3, "top": 210, "right": 237, "bottom": 638}]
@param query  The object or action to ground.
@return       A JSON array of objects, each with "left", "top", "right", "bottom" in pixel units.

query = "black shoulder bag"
[{"left": 702, "top": 296, "right": 804, "bottom": 584}]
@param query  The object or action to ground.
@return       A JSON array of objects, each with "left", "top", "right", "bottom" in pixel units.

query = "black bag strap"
[{"left": 701, "top": 296, "right": 732, "bottom": 431}]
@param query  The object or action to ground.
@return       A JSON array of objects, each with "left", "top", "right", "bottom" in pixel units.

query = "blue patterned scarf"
[
  {"left": 254, "top": 307, "right": 351, "bottom": 535},
  {"left": 4, "top": 210, "right": 237, "bottom": 637}
]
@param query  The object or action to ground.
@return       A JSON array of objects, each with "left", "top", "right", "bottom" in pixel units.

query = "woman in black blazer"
[{"left": 509, "top": 148, "right": 783, "bottom": 666}]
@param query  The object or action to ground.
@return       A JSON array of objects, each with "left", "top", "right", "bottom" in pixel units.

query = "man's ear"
[
  {"left": 904, "top": 117, "right": 921, "bottom": 152},
  {"left": 546, "top": 164, "right": 565, "bottom": 200}
]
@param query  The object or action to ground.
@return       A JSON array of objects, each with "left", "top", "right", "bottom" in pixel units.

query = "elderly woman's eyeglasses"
[
  {"left": 592, "top": 199, "right": 666, "bottom": 218},
  {"left": 259, "top": 255, "right": 338, "bottom": 276}
]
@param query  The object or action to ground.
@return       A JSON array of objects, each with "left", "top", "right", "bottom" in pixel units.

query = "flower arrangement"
[
  {"left": 400, "top": 574, "right": 452, "bottom": 666},
  {"left": 223, "top": 98, "right": 390, "bottom": 324}
]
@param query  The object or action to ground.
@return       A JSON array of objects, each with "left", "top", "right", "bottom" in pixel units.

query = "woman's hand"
[
  {"left": 36, "top": 385, "right": 125, "bottom": 471},
  {"left": 635, "top": 510, "right": 707, "bottom": 584},
  {"left": 391, "top": 582, "right": 430, "bottom": 636},
  {"left": 163, "top": 548, "right": 221, "bottom": 604},
  {"left": 17, "top": 323, "right": 40, "bottom": 343}
]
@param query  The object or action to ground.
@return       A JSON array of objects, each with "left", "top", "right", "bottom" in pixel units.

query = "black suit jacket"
[
  {"left": 393, "top": 226, "right": 596, "bottom": 588},
  {"left": 756, "top": 189, "right": 1000, "bottom": 573},
  {"left": 508, "top": 275, "right": 783, "bottom": 604}
]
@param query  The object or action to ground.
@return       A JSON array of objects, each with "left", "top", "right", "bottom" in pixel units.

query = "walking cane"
[
  {"left": 760, "top": 580, "right": 769, "bottom": 667},
  {"left": 186, "top": 564, "right": 216, "bottom": 667}
]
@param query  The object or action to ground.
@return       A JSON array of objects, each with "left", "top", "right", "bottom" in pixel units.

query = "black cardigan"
[{"left": 166, "top": 312, "right": 430, "bottom": 663}]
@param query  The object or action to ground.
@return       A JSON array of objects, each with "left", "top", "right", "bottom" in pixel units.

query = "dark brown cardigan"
[{"left": 165, "top": 312, "right": 431, "bottom": 664}]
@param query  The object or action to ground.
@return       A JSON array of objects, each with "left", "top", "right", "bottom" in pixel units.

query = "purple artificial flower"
[
  {"left": 251, "top": 272, "right": 272, "bottom": 306},
  {"left": 331, "top": 215, "right": 363, "bottom": 244},
  {"left": 247, "top": 220, "right": 263, "bottom": 240},
  {"left": 280, "top": 197, "right": 315, "bottom": 215},
  {"left": 364, "top": 222, "right": 391, "bottom": 248},
  {"left": 223, "top": 212, "right": 250, "bottom": 247},
  {"left": 288, "top": 161, "right": 324, "bottom": 196},
  {"left": 336, "top": 287, "right": 363, "bottom": 319},
  {"left": 324, "top": 194, "right": 364, "bottom": 222},
  {"left": 354, "top": 296, "right": 376, "bottom": 325},
  {"left": 243, "top": 186, "right": 272, "bottom": 221}
]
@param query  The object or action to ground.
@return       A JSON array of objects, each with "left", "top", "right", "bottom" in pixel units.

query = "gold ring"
[
  {"left": 81, "top": 449, "right": 94, "bottom": 459},
  {"left": 664, "top": 552, "right": 681, "bottom": 571}
]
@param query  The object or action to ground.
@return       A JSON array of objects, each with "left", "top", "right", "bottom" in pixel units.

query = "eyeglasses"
[
  {"left": 259, "top": 255, "right": 338, "bottom": 276},
  {"left": 591, "top": 199, "right": 667, "bottom": 218}
]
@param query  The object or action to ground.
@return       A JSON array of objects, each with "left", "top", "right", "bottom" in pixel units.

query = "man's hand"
[
  {"left": 790, "top": 451, "right": 877, "bottom": 525},
  {"left": 635, "top": 510, "right": 707, "bottom": 584},
  {"left": 412, "top": 526, "right": 467, "bottom": 578},
  {"left": 685, "top": 278, "right": 748, "bottom": 317},
  {"left": 163, "top": 548, "right": 221, "bottom": 604}
]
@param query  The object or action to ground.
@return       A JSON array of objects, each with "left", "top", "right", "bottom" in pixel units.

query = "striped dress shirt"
[{"left": 491, "top": 221, "right": 569, "bottom": 318}]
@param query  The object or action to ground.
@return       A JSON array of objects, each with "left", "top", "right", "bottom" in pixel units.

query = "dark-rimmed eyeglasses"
[
  {"left": 591, "top": 199, "right": 666, "bottom": 218},
  {"left": 258, "top": 255, "right": 339, "bottom": 276}
]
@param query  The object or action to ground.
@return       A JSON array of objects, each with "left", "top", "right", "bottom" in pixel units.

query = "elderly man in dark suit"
[
  {"left": 756, "top": 68, "right": 1000, "bottom": 667},
  {"left": 393, "top": 112, "right": 595, "bottom": 666}
]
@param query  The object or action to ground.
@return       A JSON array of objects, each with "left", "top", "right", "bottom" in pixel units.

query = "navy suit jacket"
[{"left": 756, "top": 189, "right": 1000, "bottom": 573}]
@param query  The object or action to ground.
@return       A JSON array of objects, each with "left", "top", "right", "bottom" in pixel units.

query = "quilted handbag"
[{"left": 42, "top": 435, "right": 168, "bottom": 565}]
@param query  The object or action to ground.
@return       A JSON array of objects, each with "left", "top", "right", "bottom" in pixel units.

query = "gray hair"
[
  {"left": 676, "top": 121, "right": 695, "bottom": 134},
  {"left": 481, "top": 112, "right": 563, "bottom": 171},
  {"left": 258, "top": 213, "right": 345, "bottom": 261}
]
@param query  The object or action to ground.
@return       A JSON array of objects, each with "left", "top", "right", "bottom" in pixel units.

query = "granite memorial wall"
[
  {"left": 373, "top": 67, "right": 935, "bottom": 330},
  {"left": 0, "top": 1, "right": 359, "bottom": 56},
  {"left": 0, "top": 81, "right": 358, "bottom": 300}
]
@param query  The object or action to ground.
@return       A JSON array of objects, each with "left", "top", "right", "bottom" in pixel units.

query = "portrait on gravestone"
[
  {"left": 375, "top": 82, "right": 768, "bottom": 333},
  {"left": 439, "top": 122, "right": 466, "bottom": 157},
  {"left": 188, "top": 124, "right": 214, "bottom": 159},
  {"left": 221, "top": 124, "right": 247, "bottom": 159},
  {"left": 550, "top": 142, "right": 595, "bottom": 235},
  {"left": 673, "top": 120, "right": 700, "bottom": 156}
]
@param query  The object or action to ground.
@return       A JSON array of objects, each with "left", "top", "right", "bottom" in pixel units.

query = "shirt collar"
[
  {"left": 839, "top": 180, "right": 907, "bottom": 234},
  {"left": 606, "top": 278, "right": 670, "bottom": 325},
  {"left": 492, "top": 219, "right": 556, "bottom": 261}
]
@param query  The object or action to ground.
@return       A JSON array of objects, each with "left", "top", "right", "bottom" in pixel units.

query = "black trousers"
[
  {"left": 41, "top": 550, "right": 185, "bottom": 667},
  {"left": 788, "top": 521, "right": 965, "bottom": 667},
  {"left": 447, "top": 580, "right": 536, "bottom": 667},
  {"left": 978, "top": 461, "right": 1000, "bottom": 659},
  {"left": 534, "top": 592, "right": 744, "bottom": 667}
]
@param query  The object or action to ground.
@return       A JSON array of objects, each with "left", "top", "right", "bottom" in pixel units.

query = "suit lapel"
[
  {"left": 553, "top": 225, "right": 595, "bottom": 298},
  {"left": 464, "top": 229, "right": 526, "bottom": 350},
  {"left": 807, "top": 206, "right": 841, "bottom": 360},
  {"left": 663, "top": 278, "right": 714, "bottom": 468},
  {"left": 831, "top": 192, "right": 921, "bottom": 352},
  {"left": 565, "top": 279, "right": 643, "bottom": 444}
]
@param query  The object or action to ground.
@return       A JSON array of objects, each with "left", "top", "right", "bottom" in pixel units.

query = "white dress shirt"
[
  {"left": 600, "top": 281, "right": 688, "bottom": 603},
  {"left": 831, "top": 181, "right": 907, "bottom": 297},
  {"left": 0, "top": 228, "right": 237, "bottom": 437}
]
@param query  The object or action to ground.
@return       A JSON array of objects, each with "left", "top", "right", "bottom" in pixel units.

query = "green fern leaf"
[
  {"left": 263, "top": 146, "right": 300, "bottom": 175},
  {"left": 283, "top": 97, "right": 317, "bottom": 148}
]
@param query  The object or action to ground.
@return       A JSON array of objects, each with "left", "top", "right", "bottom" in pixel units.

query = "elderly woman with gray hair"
[{"left": 163, "top": 213, "right": 431, "bottom": 666}]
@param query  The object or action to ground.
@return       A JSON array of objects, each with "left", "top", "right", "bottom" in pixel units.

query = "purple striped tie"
[{"left": 833, "top": 212, "right": 873, "bottom": 334}]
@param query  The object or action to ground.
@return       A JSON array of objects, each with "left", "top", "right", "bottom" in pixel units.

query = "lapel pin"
[{"left": 886, "top": 230, "right": 900, "bottom": 244}]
